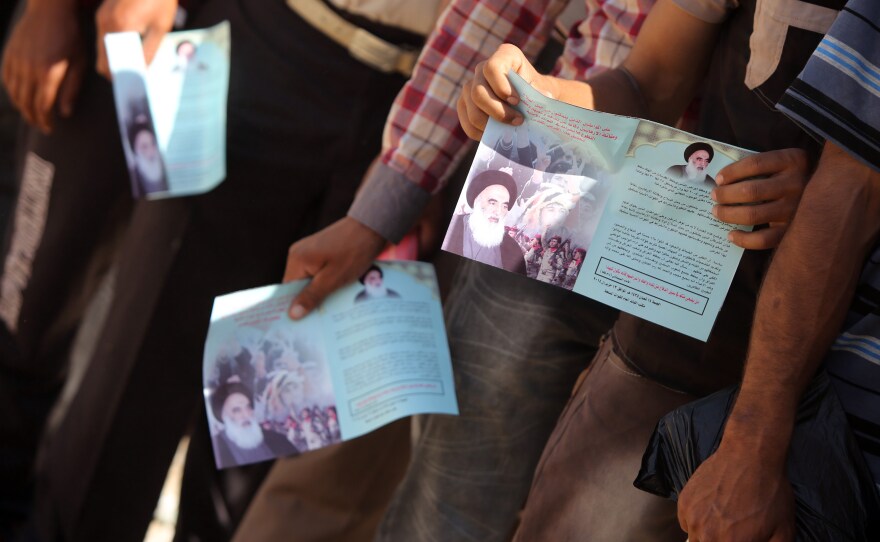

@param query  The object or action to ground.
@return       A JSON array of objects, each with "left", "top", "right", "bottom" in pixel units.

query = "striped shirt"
[
  {"left": 777, "top": 0, "right": 880, "bottom": 488},
  {"left": 349, "top": 0, "right": 654, "bottom": 242}
]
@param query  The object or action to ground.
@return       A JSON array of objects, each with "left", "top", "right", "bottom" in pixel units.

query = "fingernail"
[
  {"left": 715, "top": 174, "right": 724, "bottom": 185},
  {"left": 711, "top": 205, "right": 719, "bottom": 217},
  {"left": 507, "top": 96, "right": 519, "bottom": 106},
  {"left": 727, "top": 231, "right": 734, "bottom": 241},
  {"left": 710, "top": 189, "right": 717, "bottom": 201},
  {"left": 289, "top": 305, "right": 306, "bottom": 319},
  {"left": 512, "top": 116, "right": 523, "bottom": 126}
]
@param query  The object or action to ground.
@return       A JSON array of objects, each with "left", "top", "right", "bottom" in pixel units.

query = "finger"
[
  {"left": 471, "top": 71, "right": 522, "bottom": 125},
  {"left": 1, "top": 52, "right": 14, "bottom": 94},
  {"left": 288, "top": 267, "right": 345, "bottom": 319},
  {"left": 457, "top": 90, "right": 486, "bottom": 140},
  {"left": 728, "top": 225, "right": 785, "bottom": 250},
  {"left": 712, "top": 174, "right": 803, "bottom": 205},
  {"left": 16, "top": 68, "right": 37, "bottom": 127},
  {"left": 141, "top": 27, "right": 165, "bottom": 66},
  {"left": 716, "top": 148, "right": 807, "bottom": 186},
  {"left": 481, "top": 49, "right": 517, "bottom": 101},
  {"left": 58, "top": 55, "right": 86, "bottom": 118},
  {"left": 95, "top": 29, "right": 112, "bottom": 79},
  {"left": 678, "top": 515, "right": 690, "bottom": 536},
  {"left": 283, "top": 244, "right": 324, "bottom": 284},
  {"left": 713, "top": 199, "right": 796, "bottom": 226},
  {"left": 4, "top": 60, "right": 22, "bottom": 112},
  {"left": 34, "top": 60, "right": 70, "bottom": 133}
]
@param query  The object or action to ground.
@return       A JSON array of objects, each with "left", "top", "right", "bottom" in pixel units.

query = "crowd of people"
[
  {"left": 205, "top": 324, "right": 340, "bottom": 468},
  {"left": 1, "top": 0, "right": 878, "bottom": 541}
]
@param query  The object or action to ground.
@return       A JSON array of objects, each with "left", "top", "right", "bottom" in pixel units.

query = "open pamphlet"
[
  {"left": 105, "top": 21, "right": 230, "bottom": 200},
  {"left": 443, "top": 73, "right": 753, "bottom": 341},
  {"left": 202, "top": 261, "right": 458, "bottom": 469}
]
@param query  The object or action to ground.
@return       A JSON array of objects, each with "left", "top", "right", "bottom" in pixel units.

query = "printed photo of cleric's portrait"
[
  {"left": 209, "top": 381, "right": 299, "bottom": 469},
  {"left": 173, "top": 39, "right": 208, "bottom": 72},
  {"left": 665, "top": 142, "right": 716, "bottom": 189},
  {"left": 442, "top": 169, "right": 526, "bottom": 274},
  {"left": 127, "top": 114, "right": 169, "bottom": 197},
  {"left": 354, "top": 264, "right": 401, "bottom": 303}
]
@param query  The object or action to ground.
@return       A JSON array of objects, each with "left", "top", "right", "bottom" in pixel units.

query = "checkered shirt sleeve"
[
  {"left": 553, "top": 0, "right": 652, "bottom": 81},
  {"left": 349, "top": 0, "right": 655, "bottom": 242}
]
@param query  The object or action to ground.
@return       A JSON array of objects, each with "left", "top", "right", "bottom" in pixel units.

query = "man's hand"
[
  {"left": 2, "top": 3, "right": 86, "bottom": 133},
  {"left": 284, "top": 217, "right": 387, "bottom": 319},
  {"left": 457, "top": 43, "right": 557, "bottom": 141},
  {"left": 95, "top": 0, "right": 178, "bottom": 78},
  {"left": 712, "top": 148, "right": 810, "bottom": 249},
  {"left": 677, "top": 436, "right": 796, "bottom": 542}
]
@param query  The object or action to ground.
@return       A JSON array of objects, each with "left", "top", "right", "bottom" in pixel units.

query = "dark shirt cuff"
[{"left": 347, "top": 162, "right": 432, "bottom": 243}]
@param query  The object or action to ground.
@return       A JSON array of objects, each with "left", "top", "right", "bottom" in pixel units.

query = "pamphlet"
[
  {"left": 442, "top": 73, "right": 753, "bottom": 341},
  {"left": 202, "top": 261, "right": 458, "bottom": 469},
  {"left": 105, "top": 21, "right": 230, "bottom": 200}
]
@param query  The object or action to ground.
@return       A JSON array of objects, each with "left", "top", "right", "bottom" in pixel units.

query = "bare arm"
[
  {"left": 678, "top": 141, "right": 880, "bottom": 541},
  {"left": 2, "top": 0, "right": 85, "bottom": 132},
  {"left": 458, "top": 0, "right": 719, "bottom": 135}
]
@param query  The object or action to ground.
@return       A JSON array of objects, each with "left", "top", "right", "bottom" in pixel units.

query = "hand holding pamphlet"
[
  {"left": 202, "top": 261, "right": 457, "bottom": 469},
  {"left": 443, "top": 73, "right": 754, "bottom": 341},
  {"left": 105, "top": 21, "right": 230, "bottom": 200}
]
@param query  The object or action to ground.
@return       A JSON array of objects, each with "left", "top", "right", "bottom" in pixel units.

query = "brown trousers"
[
  {"left": 513, "top": 338, "right": 696, "bottom": 542},
  {"left": 233, "top": 419, "right": 411, "bottom": 542}
]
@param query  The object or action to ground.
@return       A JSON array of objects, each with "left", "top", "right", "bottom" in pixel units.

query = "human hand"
[
  {"left": 457, "top": 43, "right": 556, "bottom": 140},
  {"left": 284, "top": 217, "right": 387, "bottom": 319},
  {"left": 95, "top": 0, "right": 178, "bottom": 78},
  {"left": 678, "top": 438, "right": 795, "bottom": 542},
  {"left": 1, "top": 3, "right": 86, "bottom": 133},
  {"left": 712, "top": 148, "right": 810, "bottom": 249}
]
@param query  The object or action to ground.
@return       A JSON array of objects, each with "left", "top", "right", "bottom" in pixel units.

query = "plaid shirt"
[{"left": 349, "top": 0, "right": 654, "bottom": 242}]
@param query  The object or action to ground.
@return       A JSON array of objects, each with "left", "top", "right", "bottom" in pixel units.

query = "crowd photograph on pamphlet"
[
  {"left": 204, "top": 318, "right": 340, "bottom": 469},
  {"left": 202, "top": 261, "right": 458, "bottom": 469},
  {"left": 443, "top": 117, "right": 612, "bottom": 289},
  {"left": 444, "top": 73, "right": 752, "bottom": 341}
]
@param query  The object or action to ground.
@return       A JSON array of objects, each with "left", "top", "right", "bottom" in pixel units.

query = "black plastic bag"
[{"left": 635, "top": 371, "right": 880, "bottom": 541}]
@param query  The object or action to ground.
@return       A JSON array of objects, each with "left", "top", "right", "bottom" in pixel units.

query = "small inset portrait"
[
  {"left": 354, "top": 264, "right": 401, "bottom": 303},
  {"left": 127, "top": 115, "right": 168, "bottom": 195},
  {"left": 665, "top": 142, "right": 715, "bottom": 188}
]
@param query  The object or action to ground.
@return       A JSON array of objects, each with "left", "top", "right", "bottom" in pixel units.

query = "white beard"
[
  {"left": 364, "top": 284, "right": 389, "bottom": 298},
  {"left": 134, "top": 155, "right": 165, "bottom": 187},
  {"left": 685, "top": 163, "right": 707, "bottom": 182},
  {"left": 468, "top": 205, "right": 505, "bottom": 248},
  {"left": 224, "top": 416, "right": 264, "bottom": 450}
]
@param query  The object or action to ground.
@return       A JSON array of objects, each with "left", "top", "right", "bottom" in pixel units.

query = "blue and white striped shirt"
[{"left": 778, "top": 0, "right": 880, "bottom": 489}]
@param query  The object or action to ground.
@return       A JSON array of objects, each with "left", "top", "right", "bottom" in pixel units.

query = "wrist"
[
  {"left": 344, "top": 217, "right": 386, "bottom": 251},
  {"left": 721, "top": 401, "right": 795, "bottom": 467}
]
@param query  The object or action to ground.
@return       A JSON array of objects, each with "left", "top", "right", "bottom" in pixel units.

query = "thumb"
[
  {"left": 288, "top": 267, "right": 344, "bottom": 320},
  {"left": 141, "top": 26, "right": 167, "bottom": 66}
]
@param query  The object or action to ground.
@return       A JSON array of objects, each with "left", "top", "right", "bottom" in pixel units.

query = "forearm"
[
  {"left": 536, "top": 0, "right": 719, "bottom": 124},
  {"left": 534, "top": 68, "right": 648, "bottom": 119},
  {"left": 725, "top": 142, "right": 880, "bottom": 459},
  {"left": 381, "top": 0, "right": 563, "bottom": 194}
]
